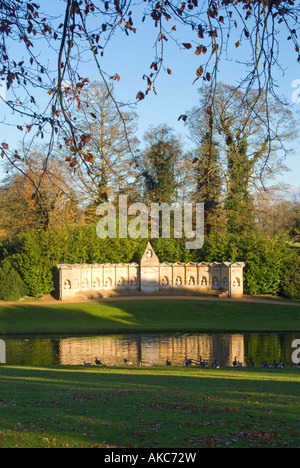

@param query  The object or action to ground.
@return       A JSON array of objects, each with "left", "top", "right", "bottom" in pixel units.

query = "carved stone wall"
[{"left": 58, "top": 242, "right": 245, "bottom": 300}]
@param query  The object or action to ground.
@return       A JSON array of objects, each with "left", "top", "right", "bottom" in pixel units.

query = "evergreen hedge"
[
  {"left": 281, "top": 253, "right": 300, "bottom": 299},
  {"left": 0, "top": 224, "right": 298, "bottom": 300},
  {"left": 0, "top": 258, "right": 29, "bottom": 301}
]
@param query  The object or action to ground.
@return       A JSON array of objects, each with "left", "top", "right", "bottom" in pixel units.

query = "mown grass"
[
  {"left": 0, "top": 365, "right": 299, "bottom": 448},
  {"left": 0, "top": 299, "right": 299, "bottom": 335}
]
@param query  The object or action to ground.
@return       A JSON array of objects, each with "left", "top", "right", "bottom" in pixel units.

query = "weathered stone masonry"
[{"left": 58, "top": 242, "right": 245, "bottom": 300}]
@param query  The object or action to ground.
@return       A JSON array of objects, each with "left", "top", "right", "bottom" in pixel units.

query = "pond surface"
[{"left": 2, "top": 332, "right": 298, "bottom": 367}]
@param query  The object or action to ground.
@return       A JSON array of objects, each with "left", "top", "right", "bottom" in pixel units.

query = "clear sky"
[{"left": 0, "top": 0, "right": 299, "bottom": 197}]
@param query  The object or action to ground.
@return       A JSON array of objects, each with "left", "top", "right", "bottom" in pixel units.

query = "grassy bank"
[
  {"left": 0, "top": 365, "right": 299, "bottom": 448},
  {"left": 0, "top": 299, "right": 299, "bottom": 336}
]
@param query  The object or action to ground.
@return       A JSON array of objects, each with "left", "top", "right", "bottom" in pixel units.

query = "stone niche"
[
  {"left": 228, "top": 263, "right": 245, "bottom": 298},
  {"left": 57, "top": 242, "right": 245, "bottom": 300}
]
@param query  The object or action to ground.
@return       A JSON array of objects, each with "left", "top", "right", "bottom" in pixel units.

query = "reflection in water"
[
  {"left": 60, "top": 333, "right": 245, "bottom": 367},
  {"left": 3, "top": 332, "right": 298, "bottom": 367}
]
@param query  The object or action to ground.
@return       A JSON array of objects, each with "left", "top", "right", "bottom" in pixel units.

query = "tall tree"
[
  {"left": 289, "top": 196, "right": 300, "bottom": 243},
  {"left": 139, "top": 124, "right": 187, "bottom": 204},
  {"left": 254, "top": 192, "right": 299, "bottom": 240},
  {"left": 188, "top": 119, "right": 223, "bottom": 233},
  {"left": 61, "top": 82, "right": 139, "bottom": 209},
  {"left": 187, "top": 83, "right": 297, "bottom": 233},
  {"left": 225, "top": 136, "right": 255, "bottom": 232},
  {"left": 0, "top": 150, "right": 80, "bottom": 234}
]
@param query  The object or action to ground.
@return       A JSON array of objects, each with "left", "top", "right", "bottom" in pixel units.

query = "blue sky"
[{"left": 0, "top": 0, "right": 299, "bottom": 196}]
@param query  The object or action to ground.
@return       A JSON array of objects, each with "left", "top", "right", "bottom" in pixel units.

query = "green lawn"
[
  {"left": 0, "top": 299, "right": 299, "bottom": 449},
  {"left": 0, "top": 299, "right": 299, "bottom": 335},
  {"left": 0, "top": 365, "right": 299, "bottom": 448}
]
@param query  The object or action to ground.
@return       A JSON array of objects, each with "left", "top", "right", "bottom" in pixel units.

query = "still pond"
[{"left": 2, "top": 332, "right": 298, "bottom": 367}]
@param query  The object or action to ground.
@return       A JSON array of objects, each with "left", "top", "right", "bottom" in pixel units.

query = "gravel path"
[{"left": 7, "top": 294, "right": 300, "bottom": 307}]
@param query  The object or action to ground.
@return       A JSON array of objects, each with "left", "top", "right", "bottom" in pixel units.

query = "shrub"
[
  {"left": 0, "top": 258, "right": 28, "bottom": 301},
  {"left": 239, "top": 232, "right": 289, "bottom": 296},
  {"left": 281, "top": 253, "right": 300, "bottom": 299},
  {"left": 13, "top": 232, "right": 54, "bottom": 298}
]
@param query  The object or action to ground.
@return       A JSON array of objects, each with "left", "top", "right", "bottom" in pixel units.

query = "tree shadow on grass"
[
  {"left": 0, "top": 366, "right": 299, "bottom": 448},
  {"left": 0, "top": 299, "right": 299, "bottom": 337},
  {"left": 0, "top": 299, "right": 215, "bottom": 336}
]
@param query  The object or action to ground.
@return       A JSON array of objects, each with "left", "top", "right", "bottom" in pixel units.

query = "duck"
[
  {"left": 166, "top": 358, "right": 172, "bottom": 367},
  {"left": 184, "top": 357, "right": 193, "bottom": 367},
  {"left": 261, "top": 361, "right": 269, "bottom": 368},
  {"left": 233, "top": 357, "right": 238, "bottom": 367},
  {"left": 95, "top": 357, "right": 102, "bottom": 365},
  {"left": 277, "top": 359, "right": 286, "bottom": 368},
  {"left": 84, "top": 361, "right": 92, "bottom": 367},
  {"left": 139, "top": 360, "right": 151, "bottom": 366},
  {"left": 199, "top": 356, "right": 208, "bottom": 367},
  {"left": 212, "top": 359, "right": 221, "bottom": 369},
  {"left": 124, "top": 359, "right": 134, "bottom": 366}
]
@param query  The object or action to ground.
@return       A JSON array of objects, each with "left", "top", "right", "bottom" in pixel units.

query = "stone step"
[{"left": 213, "top": 291, "right": 229, "bottom": 298}]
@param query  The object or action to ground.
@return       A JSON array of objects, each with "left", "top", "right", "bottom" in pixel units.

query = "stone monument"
[{"left": 57, "top": 242, "right": 245, "bottom": 300}]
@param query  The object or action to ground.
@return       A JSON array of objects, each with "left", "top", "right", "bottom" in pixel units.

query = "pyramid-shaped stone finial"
[{"left": 140, "top": 242, "right": 160, "bottom": 265}]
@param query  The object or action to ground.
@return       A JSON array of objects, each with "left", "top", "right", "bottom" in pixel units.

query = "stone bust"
[{"left": 146, "top": 249, "right": 153, "bottom": 258}]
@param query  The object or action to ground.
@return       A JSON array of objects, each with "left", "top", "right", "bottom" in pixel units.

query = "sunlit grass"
[
  {"left": 0, "top": 365, "right": 299, "bottom": 448},
  {"left": 0, "top": 299, "right": 299, "bottom": 335}
]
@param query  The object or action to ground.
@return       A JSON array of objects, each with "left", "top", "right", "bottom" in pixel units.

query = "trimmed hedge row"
[{"left": 0, "top": 224, "right": 299, "bottom": 299}]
